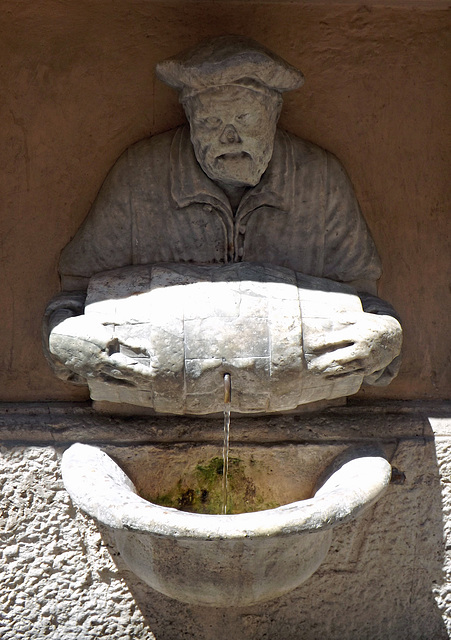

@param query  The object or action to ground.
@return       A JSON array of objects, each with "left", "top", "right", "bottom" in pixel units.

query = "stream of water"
[{"left": 222, "top": 373, "right": 232, "bottom": 515}]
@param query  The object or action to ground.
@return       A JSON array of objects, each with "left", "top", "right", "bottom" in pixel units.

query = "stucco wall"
[
  {"left": 0, "top": 445, "right": 155, "bottom": 640},
  {"left": 0, "top": 1, "right": 449, "bottom": 402}
]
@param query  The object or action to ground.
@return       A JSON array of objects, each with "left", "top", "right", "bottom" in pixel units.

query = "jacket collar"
[{"left": 170, "top": 125, "right": 295, "bottom": 217}]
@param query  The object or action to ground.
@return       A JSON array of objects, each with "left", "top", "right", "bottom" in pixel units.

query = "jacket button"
[
  {"left": 237, "top": 247, "right": 244, "bottom": 257},
  {"left": 238, "top": 225, "right": 246, "bottom": 234}
]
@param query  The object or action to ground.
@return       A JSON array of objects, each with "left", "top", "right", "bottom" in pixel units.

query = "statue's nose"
[{"left": 220, "top": 124, "right": 241, "bottom": 144}]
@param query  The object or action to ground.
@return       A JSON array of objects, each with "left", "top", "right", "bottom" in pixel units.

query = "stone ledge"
[{"left": 0, "top": 400, "right": 449, "bottom": 445}]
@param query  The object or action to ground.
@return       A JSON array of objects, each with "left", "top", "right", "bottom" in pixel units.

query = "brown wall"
[{"left": 1, "top": 1, "right": 449, "bottom": 402}]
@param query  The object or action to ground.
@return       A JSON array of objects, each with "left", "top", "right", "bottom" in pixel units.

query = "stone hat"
[{"left": 156, "top": 35, "right": 304, "bottom": 100}]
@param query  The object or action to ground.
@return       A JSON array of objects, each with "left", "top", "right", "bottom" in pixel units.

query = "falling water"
[{"left": 222, "top": 373, "right": 232, "bottom": 515}]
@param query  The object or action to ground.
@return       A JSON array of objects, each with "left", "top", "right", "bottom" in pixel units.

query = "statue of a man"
[{"left": 44, "top": 36, "right": 401, "bottom": 392}]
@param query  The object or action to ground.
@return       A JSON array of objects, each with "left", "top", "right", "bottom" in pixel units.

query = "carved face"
[{"left": 184, "top": 86, "right": 282, "bottom": 188}]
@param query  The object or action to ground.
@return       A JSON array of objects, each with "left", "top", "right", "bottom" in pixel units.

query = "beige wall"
[{"left": 0, "top": 1, "right": 449, "bottom": 402}]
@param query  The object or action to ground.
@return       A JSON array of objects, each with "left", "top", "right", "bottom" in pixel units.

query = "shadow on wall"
[{"left": 98, "top": 419, "right": 448, "bottom": 640}]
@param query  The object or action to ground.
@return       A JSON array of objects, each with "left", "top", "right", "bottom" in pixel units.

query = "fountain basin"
[{"left": 62, "top": 443, "right": 391, "bottom": 606}]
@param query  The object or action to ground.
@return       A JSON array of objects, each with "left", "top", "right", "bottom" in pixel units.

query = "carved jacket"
[{"left": 59, "top": 125, "right": 382, "bottom": 291}]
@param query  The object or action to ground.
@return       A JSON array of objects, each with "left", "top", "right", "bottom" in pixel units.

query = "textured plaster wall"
[
  {"left": 0, "top": 446, "right": 155, "bottom": 640},
  {"left": 0, "top": 407, "right": 450, "bottom": 639},
  {"left": 0, "top": 1, "right": 449, "bottom": 402}
]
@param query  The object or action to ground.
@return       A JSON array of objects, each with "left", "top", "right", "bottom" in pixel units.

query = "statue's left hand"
[{"left": 304, "top": 313, "right": 402, "bottom": 384}]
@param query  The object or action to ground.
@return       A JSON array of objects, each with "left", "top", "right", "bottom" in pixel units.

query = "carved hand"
[
  {"left": 48, "top": 315, "right": 151, "bottom": 386},
  {"left": 303, "top": 313, "right": 402, "bottom": 383}
]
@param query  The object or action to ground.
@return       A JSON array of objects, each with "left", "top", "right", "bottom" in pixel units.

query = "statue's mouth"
[{"left": 216, "top": 151, "right": 252, "bottom": 161}]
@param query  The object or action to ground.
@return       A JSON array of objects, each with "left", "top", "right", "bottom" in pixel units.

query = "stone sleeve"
[
  {"left": 323, "top": 152, "right": 382, "bottom": 285},
  {"left": 358, "top": 291, "right": 402, "bottom": 324},
  {"left": 358, "top": 290, "right": 403, "bottom": 387},
  {"left": 42, "top": 291, "right": 88, "bottom": 384},
  {"left": 58, "top": 149, "right": 134, "bottom": 291}
]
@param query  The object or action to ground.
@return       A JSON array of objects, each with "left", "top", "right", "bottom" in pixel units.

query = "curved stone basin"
[{"left": 62, "top": 443, "right": 391, "bottom": 607}]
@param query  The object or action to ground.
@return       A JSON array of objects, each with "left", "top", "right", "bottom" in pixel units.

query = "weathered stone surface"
[
  {"left": 2, "top": 400, "right": 444, "bottom": 441},
  {"left": 61, "top": 442, "right": 392, "bottom": 607},
  {"left": 48, "top": 263, "right": 402, "bottom": 414}
]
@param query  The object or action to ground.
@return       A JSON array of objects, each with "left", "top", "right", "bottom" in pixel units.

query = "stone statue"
[{"left": 43, "top": 36, "right": 402, "bottom": 413}]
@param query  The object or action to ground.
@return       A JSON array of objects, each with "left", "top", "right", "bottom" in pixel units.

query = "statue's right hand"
[
  {"left": 48, "top": 315, "right": 113, "bottom": 379},
  {"left": 48, "top": 315, "right": 151, "bottom": 386}
]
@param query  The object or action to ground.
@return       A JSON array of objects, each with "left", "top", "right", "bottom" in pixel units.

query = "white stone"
[
  {"left": 48, "top": 263, "right": 402, "bottom": 414},
  {"left": 61, "top": 442, "right": 392, "bottom": 607}
]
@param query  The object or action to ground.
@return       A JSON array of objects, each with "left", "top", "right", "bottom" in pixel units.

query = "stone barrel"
[{"left": 50, "top": 262, "right": 365, "bottom": 414}]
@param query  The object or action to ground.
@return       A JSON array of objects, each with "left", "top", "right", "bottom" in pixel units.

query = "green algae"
[{"left": 142, "top": 456, "right": 280, "bottom": 515}]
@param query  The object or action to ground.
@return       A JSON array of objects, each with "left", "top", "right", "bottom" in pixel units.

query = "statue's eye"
[
  {"left": 202, "top": 117, "right": 222, "bottom": 127},
  {"left": 235, "top": 113, "right": 249, "bottom": 123}
]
